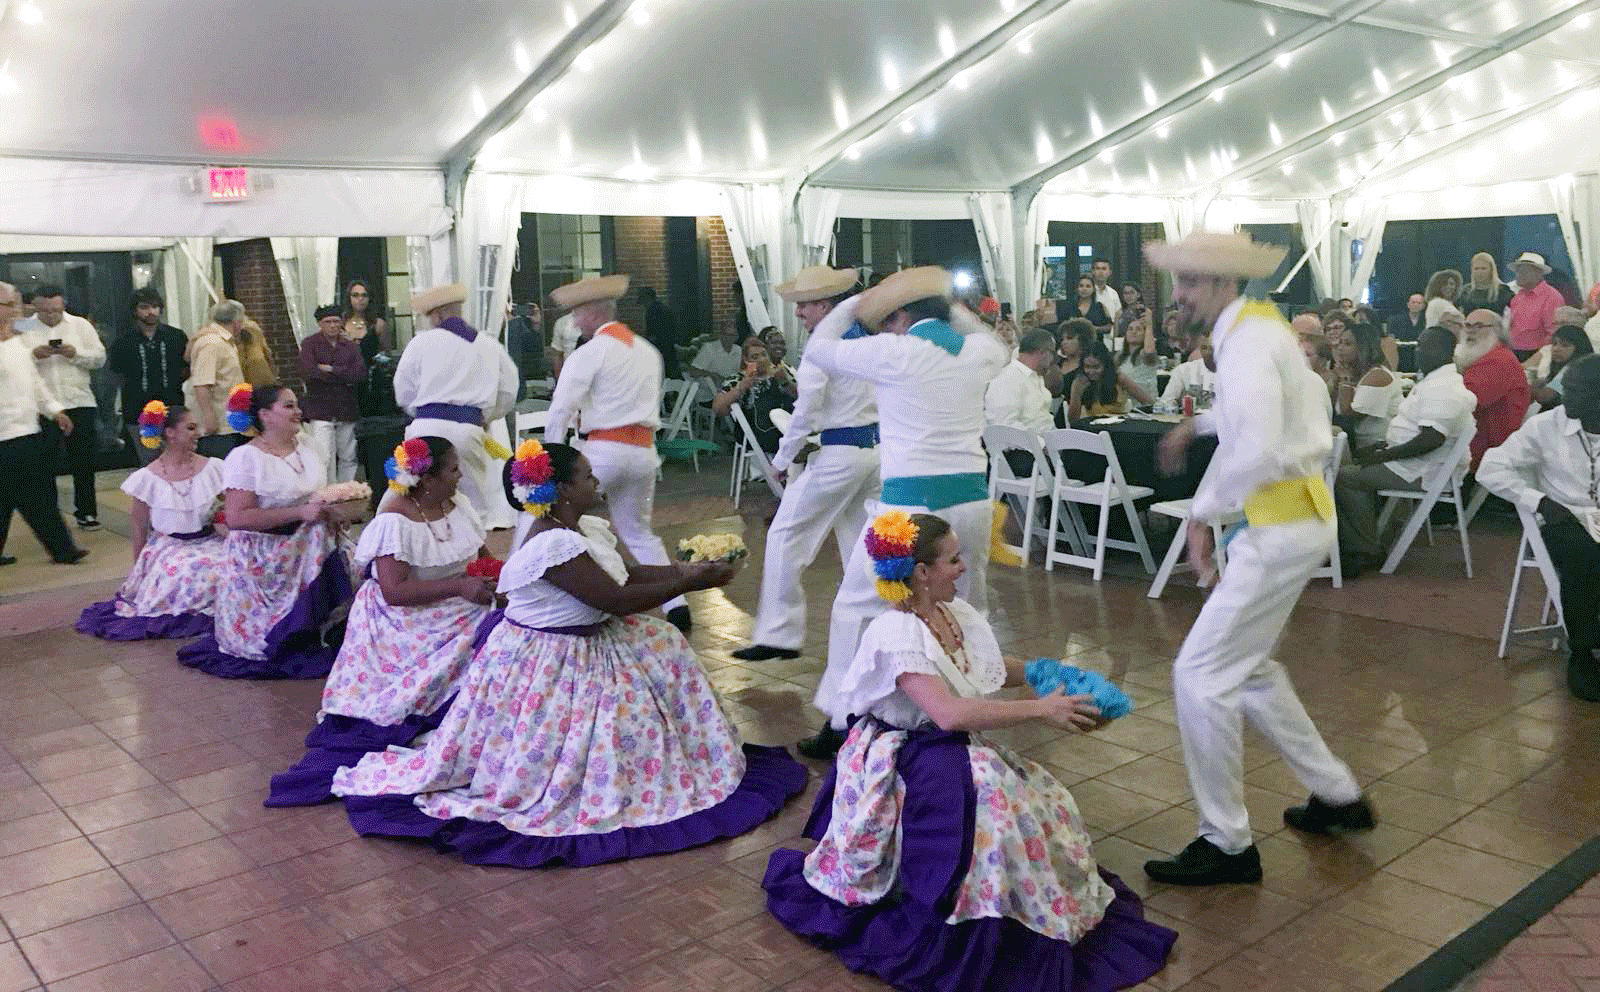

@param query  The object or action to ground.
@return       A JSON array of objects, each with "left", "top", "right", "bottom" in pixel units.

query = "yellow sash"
[{"left": 1243, "top": 475, "right": 1334, "bottom": 527}]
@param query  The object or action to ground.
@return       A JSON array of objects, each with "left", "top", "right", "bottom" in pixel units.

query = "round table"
[{"left": 1068, "top": 415, "right": 1217, "bottom": 504}]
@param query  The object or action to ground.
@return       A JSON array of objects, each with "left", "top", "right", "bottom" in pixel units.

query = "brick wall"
[
  {"left": 223, "top": 239, "right": 301, "bottom": 392},
  {"left": 699, "top": 216, "right": 742, "bottom": 334},
  {"left": 1138, "top": 222, "right": 1165, "bottom": 313},
  {"left": 610, "top": 216, "right": 669, "bottom": 331}
]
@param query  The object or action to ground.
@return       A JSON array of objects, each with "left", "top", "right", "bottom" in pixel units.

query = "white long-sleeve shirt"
[
  {"left": 772, "top": 334, "right": 878, "bottom": 473},
  {"left": 17, "top": 314, "right": 104, "bottom": 410},
  {"left": 544, "top": 322, "right": 663, "bottom": 442},
  {"left": 0, "top": 334, "right": 65, "bottom": 442},
  {"left": 984, "top": 358, "right": 1053, "bottom": 434},
  {"left": 1477, "top": 407, "right": 1600, "bottom": 518},
  {"left": 1380, "top": 364, "right": 1477, "bottom": 483},
  {"left": 802, "top": 299, "right": 1007, "bottom": 480},
  {"left": 394, "top": 325, "right": 519, "bottom": 425},
  {"left": 1190, "top": 298, "right": 1332, "bottom": 522}
]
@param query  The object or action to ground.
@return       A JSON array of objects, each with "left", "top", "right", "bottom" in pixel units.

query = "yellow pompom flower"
[
  {"left": 871, "top": 510, "right": 918, "bottom": 547},
  {"left": 876, "top": 578, "right": 913, "bottom": 604}
]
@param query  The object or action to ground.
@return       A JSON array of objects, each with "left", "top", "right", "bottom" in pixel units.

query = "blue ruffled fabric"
[{"left": 1024, "top": 660, "right": 1133, "bottom": 719}]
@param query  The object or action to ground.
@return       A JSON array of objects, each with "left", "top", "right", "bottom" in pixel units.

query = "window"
[{"left": 535, "top": 214, "right": 607, "bottom": 299}]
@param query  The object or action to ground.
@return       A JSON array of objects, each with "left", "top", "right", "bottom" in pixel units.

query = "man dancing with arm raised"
[
  {"left": 1142, "top": 232, "right": 1374, "bottom": 887},
  {"left": 734, "top": 267, "right": 881, "bottom": 663}
]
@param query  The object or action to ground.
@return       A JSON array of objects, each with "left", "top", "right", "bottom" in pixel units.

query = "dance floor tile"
[
  {"left": 0, "top": 462, "right": 1595, "bottom": 991},
  {"left": 16, "top": 904, "right": 174, "bottom": 982}
]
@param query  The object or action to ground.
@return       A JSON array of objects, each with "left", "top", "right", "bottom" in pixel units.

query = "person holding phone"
[
  {"left": 712, "top": 335, "right": 796, "bottom": 454},
  {"left": 18, "top": 286, "right": 106, "bottom": 531}
]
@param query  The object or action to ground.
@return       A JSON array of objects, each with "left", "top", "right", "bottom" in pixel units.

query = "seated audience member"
[
  {"left": 1160, "top": 330, "right": 1217, "bottom": 404},
  {"left": 1301, "top": 334, "right": 1337, "bottom": 397},
  {"left": 1334, "top": 328, "right": 1476, "bottom": 576},
  {"left": 1068, "top": 340, "right": 1153, "bottom": 419},
  {"left": 330, "top": 443, "right": 806, "bottom": 866},
  {"left": 712, "top": 335, "right": 796, "bottom": 454},
  {"left": 1115, "top": 310, "right": 1160, "bottom": 399},
  {"left": 1458, "top": 309, "right": 1532, "bottom": 469},
  {"left": 177, "top": 385, "right": 354, "bottom": 679},
  {"left": 1052, "top": 318, "right": 1097, "bottom": 400},
  {"left": 1291, "top": 311, "right": 1323, "bottom": 339},
  {"left": 1531, "top": 325, "right": 1595, "bottom": 411},
  {"left": 76, "top": 404, "right": 225, "bottom": 639},
  {"left": 762, "top": 513, "right": 1177, "bottom": 991},
  {"left": 268, "top": 437, "right": 492, "bottom": 807},
  {"left": 688, "top": 322, "right": 742, "bottom": 384},
  {"left": 1387, "top": 293, "right": 1426, "bottom": 342},
  {"left": 1114, "top": 282, "right": 1145, "bottom": 338},
  {"left": 1435, "top": 305, "right": 1466, "bottom": 340},
  {"left": 1423, "top": 268, "right": 1462, "bottom": 328},
  {"left": 760, "top": 326, "right": 796, "bottom": 377},
  {"left": 985, "top": 329, "right": 1055, "bottom": 476},
  {"left": 1331, "top": 321, "right": 1402, "bottom": 450},
  {"left": 1524, "top": 307, "right": 1588, "bottom": 377},
  {"left": 1477, "top": 355, "right": 1600, "bottom": 702}
]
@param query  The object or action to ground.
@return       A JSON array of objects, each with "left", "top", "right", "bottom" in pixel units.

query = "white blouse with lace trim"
[
  {"left": 354, "top": 500, "right": 485, "bottom": 580},
  {"left": 121, "top": 457, "right": 225, "bottom": 535},
  {"left": 222, "top": 441, "right": 327, "bottom": 509},
  {"left": 498, "top": 515, "right": 629, "bottom": 628},
  {"left": 826, "top": 597, "right": 1006, "bottom": 729}
]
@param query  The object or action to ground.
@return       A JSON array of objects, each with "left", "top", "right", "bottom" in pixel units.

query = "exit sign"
[{"left": 206, "top": 167, "right": 251, "bottom": 202}]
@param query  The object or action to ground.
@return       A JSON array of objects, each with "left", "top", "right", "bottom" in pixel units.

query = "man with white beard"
[{"left": 1457, "top": 309, "right": 1531, "bottom": 472}]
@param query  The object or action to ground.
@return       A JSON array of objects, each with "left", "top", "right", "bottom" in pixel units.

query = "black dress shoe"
[
  {"left": 53, "top": 549, "right": 90, "bottom": 565},
  {"left": 732, "top": 644, "right": 801, "bottom": 661},
  {"left": 1569, "top": 650, "right": 1600, "bottom": 703},
  {"left": 0, "top": 555, "right": 15, "bottom": 566},
  {"left": 795, "top": 723, "right": 846, "bottom": 761},
  {"left": 1144, "top": 837, "right": 1262, "bottom": 886},
  {"left": 1283, "top": 795, "right": 1377, "bottom": 835},
  {"left": 666, "top": 606, "right": 692, "bottom": 632}
]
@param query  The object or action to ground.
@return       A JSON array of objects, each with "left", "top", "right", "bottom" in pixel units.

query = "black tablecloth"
[{"left": 1067, "top": 416, "right": 1216, "bottom": 504}]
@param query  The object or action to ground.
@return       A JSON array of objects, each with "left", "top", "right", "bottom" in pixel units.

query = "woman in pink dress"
[
  {"left": 77, "top": 403, "right": 226, "bottom": 640},
  {"left": 268, "top": 436, "right": 493, "bottom": 806},
  {"left": 331, "top": 441, "right": 806, "bottom": 867},
  {"left": 177, "top": 384, "right": 353, "bottom": 678},
  {"left": 764, "top": 512, "right": 1176, "bottom": 992}
]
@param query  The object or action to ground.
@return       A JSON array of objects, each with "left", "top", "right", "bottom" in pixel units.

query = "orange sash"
[
  {"left": 586, "top": 424, "right": 654, "bottom": 447},
  {"left": 596, "top": 322, "right": 635, "bottom": 346}
]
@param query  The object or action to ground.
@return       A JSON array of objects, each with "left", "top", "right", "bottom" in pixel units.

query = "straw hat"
[
  {"left": 551, "top": 274, "right": 630, "bottom": 308},
  {"left": 1511, "top": 251, "right": 1551, "bottom": 274},
  {"left": 856, "top": 266, "right": 954, "bottom": 330},
  {"left": 1143, "top": 232, "right": 1286, "bottom": 279},
  {"left": 410, "top": 283, "right": 467, "bottom": 316},
  {"left": 776, "top": 266, "right": 858, "bottom": 303}
]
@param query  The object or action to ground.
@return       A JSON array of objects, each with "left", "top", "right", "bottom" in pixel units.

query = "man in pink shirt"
[
  {"left": 1506, "top": 251, "right": 1564, "bottom": 359},
  {"left": 1458, "top": 309, "right": 1531, "bottom": 469}
]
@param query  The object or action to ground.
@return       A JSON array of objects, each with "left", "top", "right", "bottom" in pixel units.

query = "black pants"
[
  {"left": 44, "top": 406, "right": 99, "bottom": 519},
  {"left": 0, "top": 432, "right": 79, "bottom": 561},
  {"left": 1543, "top": 516, "right": 1600, "bottom": 654}
]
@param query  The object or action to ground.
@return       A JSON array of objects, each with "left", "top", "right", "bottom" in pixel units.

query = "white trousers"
[
  {"left": 751, "top": 445, "right": 881, "bottom": 650},
  {"left": 406, "top": 418, "right": 499, "bottom": 525},
  {"left": 1173, "top": 517, "right": 1361, "bottom": 854},
  {"left": 306, "top": 420, "right": 357, "bottom": 485},
  {"left": 580, "top": 439, "right": 686, "bottom": 613},
  {"left": 817, "top": 496, "right": 993, "bottom": 727}
]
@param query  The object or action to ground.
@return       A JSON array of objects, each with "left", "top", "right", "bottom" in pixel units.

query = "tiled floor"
[{"left": 0, "top": 458, "right": 1596, "bottom": 991}]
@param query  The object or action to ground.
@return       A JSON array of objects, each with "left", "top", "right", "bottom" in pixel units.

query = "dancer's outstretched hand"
[
  {"left": 1157, "top": 420, "right": 1195, "bottom": 476},
  {"left": 1187, "top": 518, "right": 1217, "bottom": 587},
  {"left": 1038, "top": 689, "right": 1101, "bottom": 732}
]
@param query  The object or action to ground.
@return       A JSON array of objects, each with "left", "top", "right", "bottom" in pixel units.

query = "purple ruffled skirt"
[
  {"left": 265, "top": 698, "right": 454, "bottom": 808},
  {"left": 762, "top": 723, "right": 1176, "bottom": 992},
  {"left": 76, "top": 601, "right": 212, "bottom": 641},
  {"left": 77, "top": 530, "right": 226, "bottom": 641}
]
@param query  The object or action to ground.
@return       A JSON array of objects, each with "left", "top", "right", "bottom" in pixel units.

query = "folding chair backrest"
[
  {"left": 660, "top": 380, "right": 698, "bottom": 441},
  {"left": 515, "top": 409, "right": 550, "bottom": 441},
  {"left": 1324, "top": 430, "right": 1347, "bottom": 490},
  {"left": 1040, "top": 427, "right": 1121, "bottom": 489},
  {"left": 983, "top": 424, "right": 1045, "bottom": 484},
  {"left": 728, "top": 404, "right": 785, "bottom": 499}
]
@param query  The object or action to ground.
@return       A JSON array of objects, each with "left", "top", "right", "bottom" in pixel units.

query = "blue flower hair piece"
[
  {"left": 527, "top": 480, "right": 558, "bottom": 505},
  {"left": 872, "top": 554, "right": 915, "bottom": 582},
  {"left": 225, "top": 410, "right": 253, "bottom": 432},
  {"left": 1024, "top": 659, "right": 1133, "bottom": 720}
]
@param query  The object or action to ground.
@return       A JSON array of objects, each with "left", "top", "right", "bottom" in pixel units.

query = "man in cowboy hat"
[
  {"left": 393, "top": 282, "right": 520, "bottom": 522},
  {"left": 1507, "top": 251, "right": 1564, "bottom": 360},
  {"left": 733, "top": 267, "right": 879, "bottom": 664},
  {"left": 1143, "top": 232, "right": 1373, "bottom": 887},
  {"left": 799, "top": 266, "right": 1008, "bottom": 758},
  {"left": 544, "top": 274, "right": 691, "bottom": 630}
]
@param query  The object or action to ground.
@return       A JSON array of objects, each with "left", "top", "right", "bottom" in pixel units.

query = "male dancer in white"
[
  {"left": 1143, "top": 232, "right": 1374, "bottom": 887},
  {"left": 544, "top": 274, "right": 691, "bottom": 630},
  {"left": 394, "top": 283, "right": 519, "bottom": 524},
  {"left": 797, "top": 266, "right": 1007, "bottom": 757},
  {"left": 733, "top": 267, "right": 880, "bottom": 663}
]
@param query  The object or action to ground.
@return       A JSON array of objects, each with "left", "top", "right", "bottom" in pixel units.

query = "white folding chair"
[
  {"left": 1499, "top": 506, "right": 1567, "bottom": 658},
  {"left": 983, "top": 425, "right": 1056, "bottom": 568},
  {"left": 1145, "top": 457, "right": 1237, "bottom": 599},
  {"left": 1040, "top": 428, "right": 1157, "bottom": 580},
  {"left": 690, "top": 374, "right": 723, "bottom": 441},
  {"left": 1464, "top": 404, "right": 1541, "bottom": 527},
  {"left": 728, "top": 404, "right": 785, "bottom": 507},
  {"left": 1308, "top": 431, "right": 1347, "bottom": 588},
  {"left": 513, "top": 409, "right": 549, "bottom": 441},
  {"left": 1376, "top": 427, "right": 1477, "bottom": 577}
]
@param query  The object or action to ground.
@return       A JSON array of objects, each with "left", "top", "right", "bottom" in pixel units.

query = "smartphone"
[
  {"left": 1000, "top": 302, "right": 1013, "bottom": 319},
  {"left": 48, "top": 339, "right": 62, "bottom": 348}
]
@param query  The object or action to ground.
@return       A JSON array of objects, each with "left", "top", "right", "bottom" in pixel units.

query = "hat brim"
[
  {"left": 776, "top": 269, "right": 858, "bottom": 303},
  {"left": 1144, "top": 239, "right": 1286, "bottom": 279},
  {"left": 551, "top": 274, "right": 631, "bottom": 308},
  {"left": 410, "top": 283, "right": 468, "bottom": 315},
  {"left": 857, "top": 267, "right": 954, "bottom": 329}
]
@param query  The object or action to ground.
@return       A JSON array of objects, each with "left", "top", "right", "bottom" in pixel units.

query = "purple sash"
[
  {"left": 168, "top": 525, "right": 216, "bottom": 540},
  {"left": 504, "top": 616, "right": 608, "bottom": 637},
  {"left": 414, "top": 403, "right": 484, "bottom": 426},
  {"left": 438, "top": 317, "right": 478, "bottom": 343}
]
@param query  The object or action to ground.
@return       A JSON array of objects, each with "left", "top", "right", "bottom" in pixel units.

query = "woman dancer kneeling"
[
  {"left": 268, "top": 437, "right": 493, "bottom": 806},
  {"left": 77, "top": 403, "right": 226, "bottom": 640},
  {"left": 178, "top": 384, "right": 354, "bottom": 678},
  {"left": 331, "top": 441, "right": 807, "bottom": 867},
  {"left": 763, "top": 512, "right": 1176, "bottom": 992}
]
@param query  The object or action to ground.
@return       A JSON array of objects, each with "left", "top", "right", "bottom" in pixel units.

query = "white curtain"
[
  {"left": 1293, "top": 199, "right": 1336, "bottom": 301},
  {"left": 797, "top": 187, "right": 843, "bottom": 266},
  {"left": 719, "top": 184, "right": 781, "bottom": 335},
  {"left": 164, "top": 237, "right": 217, "bottom": 332},
  {"left": 268, "top": 237, "right": 339, "bottom": 341},
  {"left": 1009, "top": 191, "right": 1050, "bottom": 309},
  {"left": 1341, "top": 198, "right": 1389, "bottom": 303},
  {"left": 1551, "top": 174, "right": 1600, "bottom": 294},
  {"left": 1161, "top": 196, "right": 1196, "bottom": 242},
  {"left": 458, "top": 173, "right": 521, "bottom": 342},
  {"left": 967, "top": 192, "right": 1015, "bottom": 308}
]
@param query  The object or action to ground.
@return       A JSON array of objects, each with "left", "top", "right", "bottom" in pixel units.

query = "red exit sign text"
[{"left": 207, "top": 167, "right": 251, "bottom": 202}]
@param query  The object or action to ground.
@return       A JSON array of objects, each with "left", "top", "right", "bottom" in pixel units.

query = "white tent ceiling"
[{"left": 1, "top": 0, "right": 1595, "bottom": 200}]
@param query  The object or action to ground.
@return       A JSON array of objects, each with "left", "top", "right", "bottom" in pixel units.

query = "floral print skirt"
[{"left": 77, "top": 532, "right": 225, "bottom": 640}]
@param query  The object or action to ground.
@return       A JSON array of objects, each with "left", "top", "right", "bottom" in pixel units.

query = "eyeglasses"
[{"left": 1464, "top": 320, "right": 1500, "bottom": 330}]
